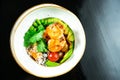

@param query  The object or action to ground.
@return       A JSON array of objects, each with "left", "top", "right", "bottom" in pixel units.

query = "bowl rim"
[{"left": 10, "top": 3, "right": 86, "bottom": 78}]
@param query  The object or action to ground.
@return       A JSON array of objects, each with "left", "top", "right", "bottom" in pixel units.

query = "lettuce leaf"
[
  {"left": 37, "top": 39, "right": 48, "bottom": 52},
  {"left": 24, "top": 20, "right": 45, "bottom": 47},
  {"left": 29, "top": 30, "right": 44, "bottom": 43}
]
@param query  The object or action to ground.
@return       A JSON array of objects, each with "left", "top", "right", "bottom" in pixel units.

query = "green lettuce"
[{"left": 37, "top": 39, "right": 48, "bottom": 52}]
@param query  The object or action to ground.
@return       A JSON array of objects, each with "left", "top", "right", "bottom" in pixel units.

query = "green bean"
[
  {"left": 45, "top": 60, "right": 60, "bottom": 67},
  {"left": 33, "top": 21, "right": 38, "bottom": 27},
  {"left": 60, "top": 49, "right": 73, "bottom": 63},
  {"left": 37, "top": 25, "right": 44, "bottom": 31},
  {"left": 29, "top": 26, "right": 34, "bottom": 31},
  {"left": 36, "top": 19, "right": 41, "bottom": 25},
  {"left": 40, "top": 17, "right": 61, "bottom": 27}
]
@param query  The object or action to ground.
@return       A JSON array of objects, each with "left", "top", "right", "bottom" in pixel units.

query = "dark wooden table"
[{"left": 1, "top": 0, "right": 120, "bottom": 80}]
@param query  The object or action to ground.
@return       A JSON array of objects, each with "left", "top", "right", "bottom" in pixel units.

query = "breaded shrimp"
[
  {"left": 48, "top": 38, "right": 66, "bottom": 52},
  {"left": 45, "top": 22, "right": 63, "bottom": 39},
  {"left": 44, "top": 22, "right": 68, "bottom": 52}
]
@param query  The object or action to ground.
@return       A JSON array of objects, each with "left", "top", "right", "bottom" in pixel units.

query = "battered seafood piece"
[
  {"left": 45, "top": 22, "right": 63, "bottom": 39},
  {"left": 48, "top": 37, "right": 66, "bottom": 52},
  {"left": 44, "top": 22, "right": 68, "bottom": 52}
]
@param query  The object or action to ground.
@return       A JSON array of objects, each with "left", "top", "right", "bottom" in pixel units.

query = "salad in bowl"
[
  {"left": 10, "top": 3, "right": 86, "bottom": 78},
  {"left": 24, "top": 17, "right": 75, "bottom": 67}
]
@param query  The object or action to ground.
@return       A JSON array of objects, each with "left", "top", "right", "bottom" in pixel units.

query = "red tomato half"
[{"left": 48, "top": 52, "right": 59, "bottom": 62}]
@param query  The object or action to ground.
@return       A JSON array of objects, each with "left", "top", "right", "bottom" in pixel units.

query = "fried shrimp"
[
  {"left": 44, "top": 22, "right": 68, "bottom": 52},
  {"left": 48, "top": 38, "right": 66, "bottom": 52},
  {"left": 46, "top": 22, "right": 63, "bottom": 39}
]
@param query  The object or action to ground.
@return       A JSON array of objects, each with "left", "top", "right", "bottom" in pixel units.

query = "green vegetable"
[
  {"left": 60, "top": 49, "right": 73, "bottom": 63},
  {"left": 33, "top": 21, "right": 38, "bottom": 27},
  {"left": 40, "top": 17, "right": 61, "bottom": 27},
  {"left": 67, "top": 29, "right": 75, "bottom": 41},
  {"left": 37, "top": 25, "right": 44, "bottom": 32},
  {"left": 37, "top": 39, "right": 48, "bottom": 52},
  {"left": 24, "top": 19, "right": 45, "bottom": 47},
  {"left": 29, "top": 30, "right": 44, "bottom": 43},
  {"left": 45, "top": 60, "right": 60, "bottom": 67},
  {"left": 33, "top": 19, "right": 45, "bottom": 32},
  {"left": 36, "top": 19, "right": 41, "bottom": 25},
  {"left": 69, "top": 41, "right": 74, "bottom": 49},
  {"left": 24, "top": 26, "right": 37, "bottom": 47}
]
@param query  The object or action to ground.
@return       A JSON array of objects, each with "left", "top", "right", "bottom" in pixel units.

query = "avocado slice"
[
  {"left": 64, "top": 25, "right": 70, "bottom": 35},
  {"left": 69, "top": 41, "right": 74, "bottom": 49},
  {"left": 57, "top": 20, "right": 75, "bottom": 42},
  {"left": 67, "top": 29, "right": 75, "bottom": 42}
]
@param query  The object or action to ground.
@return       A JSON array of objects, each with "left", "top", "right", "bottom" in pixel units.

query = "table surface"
[{"left": 1, "top": 0, "right": 120, "bottom": 80}]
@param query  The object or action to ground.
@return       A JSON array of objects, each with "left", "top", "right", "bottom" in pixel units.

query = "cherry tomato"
[{"left": 48, "top": 52, "right": 59, "bottom": 62}]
